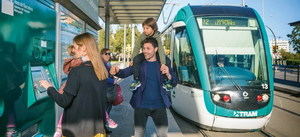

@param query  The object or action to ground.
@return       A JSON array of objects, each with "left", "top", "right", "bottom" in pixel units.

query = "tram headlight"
[
  {"left": 262, "top": 94, "right": 269, "bottom": 102},
  {"left": 213, "top": 94, "right": 221, "bottom": 102},
  {"left": 256, "top": 94, "right": 269, "bottom": 102}
]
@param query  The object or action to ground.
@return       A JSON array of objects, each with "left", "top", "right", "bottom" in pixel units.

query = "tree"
[
  {"left": 98, "top": 29, "right": 105, "bottom": 49},
  {"left": 279, "top": 49, "right": 291, "bottom": 60},
  {"left": 287, "top": 26, "right": 300, "bottom": 53},
  {"left": 162, "top": 34, "right": 171, "bottom": 55},
  {"left": 110, "top": 25, "right": 141, "bottom": 54}
]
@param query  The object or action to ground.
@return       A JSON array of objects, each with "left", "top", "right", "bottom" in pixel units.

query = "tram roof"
[
  {"left": 190, "top": 5, "right": 256, "bottom": 18},
  {"left": 99, "top": 0, "right": 166, "bottom": 24}
]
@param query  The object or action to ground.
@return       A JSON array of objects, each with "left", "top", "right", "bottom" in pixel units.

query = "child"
[{"left": 131, "top": 17, "right": 172, "bottom": 91}]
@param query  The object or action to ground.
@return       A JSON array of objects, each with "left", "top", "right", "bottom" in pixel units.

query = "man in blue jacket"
[{"left": 110, "top": 37, "right": 177, "bottom": 137}]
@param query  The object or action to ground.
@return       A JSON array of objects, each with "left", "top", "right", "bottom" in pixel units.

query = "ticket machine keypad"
[{"left": 31, "top": 66, "right": 53, "bottom": 100}]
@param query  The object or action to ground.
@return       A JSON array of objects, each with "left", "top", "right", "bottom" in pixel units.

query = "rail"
[{"left": 273, "top": 64, "right": 300, "bottom": 87}]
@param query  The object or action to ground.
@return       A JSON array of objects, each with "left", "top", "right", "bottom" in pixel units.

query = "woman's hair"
[
  {"left": 67, "top": 45, "right": 75, "bottom": 56},
  {"left": 100, "top": 48, "right": 110, "bottom": 54},
  {"left": 142, "top": 17, "right": 158, "bottom": 32},
  {"left": 73, "top": 33, "right": 108, "bottom": 80}
]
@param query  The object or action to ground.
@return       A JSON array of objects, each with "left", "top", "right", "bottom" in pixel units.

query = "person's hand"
[
  {"left": 129, "top": 61, "right": 133, "bottom": 66},
  {"left": 160, "top": 64, "right": 168, "bottom": 72},
  {"left": 39, "top": 80, "right": 53, "bottom": 89},
  {"left": 110, "top": 66, "right": 120, "bottom": 75},
  {"left": 161, "top": 65, "right": 172, "bottom": 80},
  {"left": 58, "top": 83, "right": 66, "bottom": 94}
]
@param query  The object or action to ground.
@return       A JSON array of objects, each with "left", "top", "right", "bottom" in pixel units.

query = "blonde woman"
[{"left": 40, "top": 33, "right": 108, "bottom": 137}]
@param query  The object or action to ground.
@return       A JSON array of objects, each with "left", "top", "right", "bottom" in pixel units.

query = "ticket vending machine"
[{"left": 0, "top": 0, "right": 57, "bottom": 136}]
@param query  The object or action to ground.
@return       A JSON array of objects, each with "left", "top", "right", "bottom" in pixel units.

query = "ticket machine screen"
[{"left": 31, "top": 66, "right": 53, "bottom": 100}]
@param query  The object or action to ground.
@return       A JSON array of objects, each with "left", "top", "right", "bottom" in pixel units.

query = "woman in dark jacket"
[{"left": 40, "top": 33, "right": 108, "bottom": 137}]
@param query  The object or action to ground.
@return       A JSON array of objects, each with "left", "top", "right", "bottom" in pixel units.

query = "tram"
[{"left": 162, "top": 5, "right": 274, "bottom": 131}]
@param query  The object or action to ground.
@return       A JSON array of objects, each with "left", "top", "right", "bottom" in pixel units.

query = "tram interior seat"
[{"left": 213, "top": 55, "right": 231, "bottom": 67}]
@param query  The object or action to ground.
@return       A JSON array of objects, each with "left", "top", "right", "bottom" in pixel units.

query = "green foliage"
[
  {"left": 272, "top": 45, "right": 278, "bottom": 53},
  {"left": 162, "top": 34, "right": 171, "bottom": 54},
  {"left": 98, "top": 29, "right": 105, "bottom": 50},
  {"left": 110, "top": 25, "right": 141, "bottom": 54},
  {"left": 279, "top": 49, "right": 300, "bottom": 65},
  {"left": 287, "top": 26, "right": 300, "bottom": 53},
  {"left": 286, "top": 59, "right": 300, "bottom": 65}
]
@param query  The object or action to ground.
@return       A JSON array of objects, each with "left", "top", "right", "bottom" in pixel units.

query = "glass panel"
[
  {"left": 197, "top": 16, "right": 268, "bottom": 91},
  {"left": 174, "top": 28, "right": 201, "bottom": 88},
  {"left": 86, "top": 24, "right": 98, "bottom": 38},
  {"left": 59, "top": 8, "right": 83, "bottom": 81}
]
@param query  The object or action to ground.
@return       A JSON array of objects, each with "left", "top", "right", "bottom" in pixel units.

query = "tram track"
[
  {"left": 274, "top": 93, "right": 300, "bottom": 103},
  {"left": 273, "top": 105, "right": 300, "bottom": 117},
  {"left": 259, "top": 129, "right": 275, "bottom": 137},
  {"left": 274, "top": 92, "right": 300, "bottom": 117},
  {"left": 198, "top": 129, "right": 209, "bottom": 137}
]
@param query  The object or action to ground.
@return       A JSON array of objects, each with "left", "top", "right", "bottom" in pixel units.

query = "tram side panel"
[{"left": 0, "top": 0, "right": 57, "bottom": 136}]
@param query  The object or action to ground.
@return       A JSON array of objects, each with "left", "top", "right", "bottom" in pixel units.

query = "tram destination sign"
[{"left": 202, "top": 17, "right": 248, "bottom": 27}]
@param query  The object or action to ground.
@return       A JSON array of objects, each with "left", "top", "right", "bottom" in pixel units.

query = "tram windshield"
[{"left": 197, "top": 16, "right": 269, "bottom": 91}]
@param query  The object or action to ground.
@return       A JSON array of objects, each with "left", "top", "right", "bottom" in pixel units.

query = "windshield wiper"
[
  {"left": 214, "top": 51, "right": 243, "bottom": 91},
  {"left": 218, "top": 67, "right": 243, "bottom": 91}
]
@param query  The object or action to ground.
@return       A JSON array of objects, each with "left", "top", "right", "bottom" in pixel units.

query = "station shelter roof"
[{"left": 98, "top": 0, "right": 166, "bottom": 24}]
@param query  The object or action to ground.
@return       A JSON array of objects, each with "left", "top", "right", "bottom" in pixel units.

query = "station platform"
[
  {"left": 275, "top": 82, "right": 300, "bottom": 96},
  {"left": 108, "top": 77, "right": 186, "bottom": 137}
]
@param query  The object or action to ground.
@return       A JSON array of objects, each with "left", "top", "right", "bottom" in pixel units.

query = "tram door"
[
  {"left": 171, "top": 27, "right": 203, "bottom": 122},
  {"left": 0, "top": 0, "right": 57, "bottom": 136}
]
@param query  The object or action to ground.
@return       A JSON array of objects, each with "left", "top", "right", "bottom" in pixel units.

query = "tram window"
[{"left": 174, "top": 28, "right": 201, "bottom": 88}]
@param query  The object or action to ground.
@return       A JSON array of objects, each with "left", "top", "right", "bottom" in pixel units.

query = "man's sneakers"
[{"left": 130, "top": 80, "right": 141, "bottom": 91}]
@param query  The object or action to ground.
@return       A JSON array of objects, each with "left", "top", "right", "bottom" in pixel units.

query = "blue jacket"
[{"left": 115, "top": 57, "right": 177, "bottom": 108}]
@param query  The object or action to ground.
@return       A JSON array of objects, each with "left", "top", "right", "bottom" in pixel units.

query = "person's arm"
[
  {"left": 43, "top": 68, "right": 80, "bottom": 108},
  {"left": 113, "top": 66, "right": 134, "bottom": 78},
  {"left": 40, "top": 80, "right": 75, "bottom": 108},
  {"left": 47, "top": 87, "right": 74, "bottom": 108}
]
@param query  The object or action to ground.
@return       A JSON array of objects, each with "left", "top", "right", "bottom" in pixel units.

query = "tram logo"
[
  {"left": 233, "top": 111, "right": 258, "bottom": 117},
  {"left": 242, "top": 91, "right": 249, "bottom": 99}
]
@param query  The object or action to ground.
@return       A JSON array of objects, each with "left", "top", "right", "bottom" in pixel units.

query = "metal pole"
[
  {"left": 131, "top": 24, "right": 135, "bottom": 60},
  {"left": 123, "top": 24, "right": 127, "bottom": 65},
  {"left": 266, "top": 26, "right": 277, "bottom": 64},
  {"left": 284, "top": 66, "right": 287, "bottom": 80},
  {"left": 297, "top": 65, "right": 299, "bottom": 82},
  {"left": 104, "top": 0, "right": 110, "bottom": 49}
]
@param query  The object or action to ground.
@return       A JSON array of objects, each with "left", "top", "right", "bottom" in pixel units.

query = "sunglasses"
[{"left": 104, "top": 52, "right": 111, "bottom": 56}]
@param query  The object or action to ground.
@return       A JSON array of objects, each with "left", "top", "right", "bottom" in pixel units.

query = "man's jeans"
[{"left": 134, "top": 108, "right": 168, "bottom": 137}]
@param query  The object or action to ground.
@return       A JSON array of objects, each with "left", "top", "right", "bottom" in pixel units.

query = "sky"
[{"left": 156, "top": 0, "right": 300, "bottom": 41}]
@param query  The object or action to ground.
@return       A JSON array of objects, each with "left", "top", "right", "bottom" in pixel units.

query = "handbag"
[{"left": 112, "top": 84, "right": 123, "bottom": 106}]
